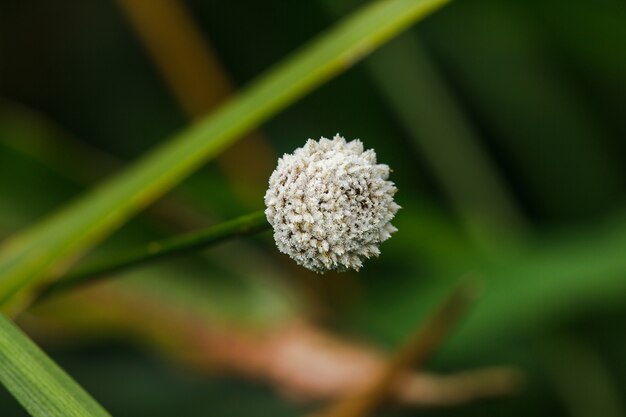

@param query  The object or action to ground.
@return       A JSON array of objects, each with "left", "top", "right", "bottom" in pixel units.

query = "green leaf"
[
  {"left": 0, "top": 314, "right": 111, "bottom": 417},
  {"left": 0, "top": 0, "right": 450, "bottom": 313}
]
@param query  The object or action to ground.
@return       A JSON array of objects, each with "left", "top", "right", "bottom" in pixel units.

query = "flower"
[{"left": 264, "top": 134, "right": 399, "bottom": 272}]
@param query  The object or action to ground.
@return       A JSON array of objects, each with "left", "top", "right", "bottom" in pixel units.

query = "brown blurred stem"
[
  {"left": 311, "top": 280, "right": 479, "bottom": 417},
  {"left": 115, "top": 0, "right": 276, "bottom": 207},
  {"left": 116, "top": 0, "right": 230, "bottom": 117},
  {"left": 39, "top": 211, "right": 269, "bottom": 300},
  {"left": 24, "top": 278, "right": 520, "bottom": 409}
]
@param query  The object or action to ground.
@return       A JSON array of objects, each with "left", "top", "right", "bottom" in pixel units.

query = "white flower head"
[{"left": 264, "top": 134, "right": 399, "bottom": 272}]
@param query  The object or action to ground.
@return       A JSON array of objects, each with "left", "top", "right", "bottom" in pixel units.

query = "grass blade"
[
  {"left": 0, "top": 314, "right": 110, "bottom": 417},
  {"left": 321, "top": 0, "right": 527, "bottom": 249},
  {"left": 0, "top": 0, "right": 450, "bottom": 313}
]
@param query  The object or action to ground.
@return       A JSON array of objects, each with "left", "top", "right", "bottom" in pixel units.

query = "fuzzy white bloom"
[{"left": 264, "top": 134, "right": 399, "bottom": 272}]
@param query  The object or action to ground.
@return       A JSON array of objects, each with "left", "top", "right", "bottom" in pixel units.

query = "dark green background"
[{"left": 1, "top": 0, "right": 625, "bottom": 416}]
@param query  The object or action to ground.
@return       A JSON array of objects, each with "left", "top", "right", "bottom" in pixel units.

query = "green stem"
[{"left": 40, "top": 211, "right": 270, "bottom": 299}]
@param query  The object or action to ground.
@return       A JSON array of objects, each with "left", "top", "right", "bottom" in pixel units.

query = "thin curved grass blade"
[{"left": 0, "top": 0, "right": 450, "bottom": 314}]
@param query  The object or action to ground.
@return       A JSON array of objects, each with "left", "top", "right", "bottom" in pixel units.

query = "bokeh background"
[{"left": 1, "top": 0, "right": 626, "bottom": 416}]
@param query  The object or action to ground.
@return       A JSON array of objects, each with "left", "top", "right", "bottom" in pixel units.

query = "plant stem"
[
  {"left": 40, "top": 211, "right": 270, "bottom": 300},
  {"left": 116, "top": 0, "right": 277, "bottom": 207},
  {"left": 311, "top": 279, "right": 479, "bottom": 417}
]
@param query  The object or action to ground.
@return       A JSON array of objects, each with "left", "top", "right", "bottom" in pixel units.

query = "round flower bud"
[{"left": 264, "top": 134, "right": 399, "bottom": 272}]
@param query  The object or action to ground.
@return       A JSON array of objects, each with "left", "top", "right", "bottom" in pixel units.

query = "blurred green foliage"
[{"left": 0, "top": 0, "right": 625, "bottom": 416}]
